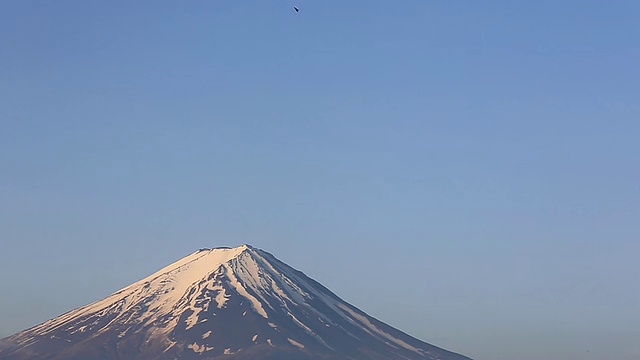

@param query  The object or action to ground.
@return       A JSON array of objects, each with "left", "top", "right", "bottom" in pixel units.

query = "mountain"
[{"left": 0, "top": 245, "right": 472, "bottom": 360}]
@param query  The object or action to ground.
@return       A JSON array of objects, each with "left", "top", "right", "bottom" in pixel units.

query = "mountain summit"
[{"left": 0, "top": 245, "right": 472, "bottom": 360}]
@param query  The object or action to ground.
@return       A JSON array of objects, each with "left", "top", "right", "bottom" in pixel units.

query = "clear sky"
[{"left": 1, "top": 1, "right": 639, "bottom": 359}]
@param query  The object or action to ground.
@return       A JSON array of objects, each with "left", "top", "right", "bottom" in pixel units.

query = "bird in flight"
[{"left": 293, "top": 6, "right": 300, "bottom": 12}]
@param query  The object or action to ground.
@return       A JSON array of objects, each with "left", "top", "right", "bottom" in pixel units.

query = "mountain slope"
[{"left": 0, "top": 245, "right": 472, "bottom": 360}]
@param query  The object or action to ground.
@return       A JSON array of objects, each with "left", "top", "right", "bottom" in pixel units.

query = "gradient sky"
[{"left": 1, "top": 1, "right": 639, "bottom": 359}]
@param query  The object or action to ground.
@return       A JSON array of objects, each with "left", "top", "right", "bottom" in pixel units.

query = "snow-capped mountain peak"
[{"left": 0, "top": 245, "right": 472, "bottom": 360}]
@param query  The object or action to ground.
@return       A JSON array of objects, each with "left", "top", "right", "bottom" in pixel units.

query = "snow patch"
[
  {"left": 188, "top": 342, "right": 213, "bottom": 354},
  {"left": 163, "top": 340, "right": 177, "bottom": 353},
  {"left": 288, "top": 312, "right": 314, "bottom": 335},
  {"left": 69, "top": 326, "right": 87, "bottom": 334},
  {"left": 223, "top": 263, "right": 268, "bottom": 318},
  {"left": 337, "top": 303, "right": 424, "bottom": 354},
  {"left": 287, "top": 338, "right": 305, "bottom": 349},
  {"left": 184, "top": 308, "right": 202, "bottom": 330},
  {"left": 213, "top": 285, "right": 229, "bottom": 309}
]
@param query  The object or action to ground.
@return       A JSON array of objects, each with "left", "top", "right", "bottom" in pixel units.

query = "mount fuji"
[{"left": 0, "top": 245, "right": 472, "bottom": 360}]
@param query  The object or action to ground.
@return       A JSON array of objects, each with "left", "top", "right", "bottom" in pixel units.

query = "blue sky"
[{"left": 1, "top": 1, "right": 639, "bottom": 359}]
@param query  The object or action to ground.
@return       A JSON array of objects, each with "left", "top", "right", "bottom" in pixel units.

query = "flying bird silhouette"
[{"left": 293, "top": 6, "right": 299, "bottom": 12}]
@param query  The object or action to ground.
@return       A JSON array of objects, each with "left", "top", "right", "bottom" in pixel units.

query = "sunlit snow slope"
[{"left": 0, "top": 245, "right": 472, "bottom": 360}]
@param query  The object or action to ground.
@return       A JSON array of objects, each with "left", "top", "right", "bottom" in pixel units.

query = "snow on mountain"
[{"left": 0, "top": 245, "right": 472, "bottom": 360}]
